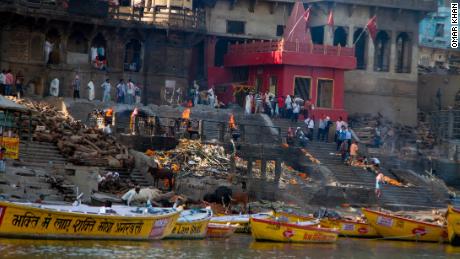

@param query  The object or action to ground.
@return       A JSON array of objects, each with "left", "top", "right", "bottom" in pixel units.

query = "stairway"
[
  {"left": 271, "top": 118, "right": 448, "bottom": 209},
  {"left": 19, "top": 141, "right": 68, "bottom": 167},
  {"left": 112, "top": 168, "right": 151, "bottom": 187}
]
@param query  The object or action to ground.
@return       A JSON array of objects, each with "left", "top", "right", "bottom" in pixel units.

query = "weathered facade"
[
  {"left": 204, "top": 0, "right": 436, "bottom": 125},
  {"left": 0, "top": 0, "right": 205, "bottom": 104}
]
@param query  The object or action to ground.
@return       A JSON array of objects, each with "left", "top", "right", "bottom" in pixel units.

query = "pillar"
[
  {"left": 247, "top": 158, "right": 253, "bottom": 178},
  {"left": 347, "top": 26, "right": 353, "bottom": 47},
  {"left": 389, "top": 30, "right": 396, "bottom": 73},
  {"left": 324, "top": 25, "right": 333, "bottom": 46},
  {"left": 261, "top": 159, "right": 267, "bottom": 180},
  {"left": 366, "top": 32, "right": 374, "bottom": 72},
  {"left": 274, "top": 159, "right": 282, "bottom": 185}
]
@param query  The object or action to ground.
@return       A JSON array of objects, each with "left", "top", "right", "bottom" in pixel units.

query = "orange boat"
[
  {"left": 206, "top": 223, "right": 238, "bottom": 238},
  {"left": 362, "top": 208, "right": 447, "bottom": 242}
]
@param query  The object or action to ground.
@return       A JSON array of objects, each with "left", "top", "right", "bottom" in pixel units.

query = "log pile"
[
  {"left": 12, "top": 98, "right": 133, "bottom": 168},
  {"left": 349, "top": 113, "right": 436, "bottom": 150}
]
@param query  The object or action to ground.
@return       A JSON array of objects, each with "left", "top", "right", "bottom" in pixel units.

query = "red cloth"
[
  {"left": 278, "top": 97, "right": 285, "bottom": 108},
  {"left": 327, "top": 10, "right": 334, "bottom": 27},
  {"left": 303, "top": 7, "right": 311, "bottom": 24},
  {"left": 366, "top": 16, "right": 378, "bottom": 42}
]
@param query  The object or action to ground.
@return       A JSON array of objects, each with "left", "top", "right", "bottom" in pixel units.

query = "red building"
[{"left": 207, "top": 1, "right": 356, "bottom": 120}]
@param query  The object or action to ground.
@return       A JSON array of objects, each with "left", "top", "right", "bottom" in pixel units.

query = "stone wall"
[{"left": 418, "top": 74, "right": 460, "bottom": 112}]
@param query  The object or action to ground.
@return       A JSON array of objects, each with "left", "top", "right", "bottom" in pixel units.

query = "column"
[
  {"left": 324, "top": 25, "right": 333, "bottom": 46},
  {"left": 366, "top": 33, "right": 374, "bottom": 72},
  {"left": 389, "top": 30, "right": 396, "bottom": 73},
  {"left": 274, "top": 159, "right": 282, "bottom": 185},
  {"left": 347, "top": 26, "right": 353, "bottom": 47},
  {"left": 247, "top": 158, "right": 253, "bottom": 178},
  {"left": 260, "top": 159, "right": 267, "bottom": 180}
]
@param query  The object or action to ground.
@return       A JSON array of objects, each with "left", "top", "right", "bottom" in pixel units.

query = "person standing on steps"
[
  {"left": 292, "top": 101, "right": 300, "bottom": 122},
  {"left": 375, "top": 171, "right": 384, "bottom": 199},
  {"left": 72, "top": 74, "right": 81, "bottom": 99},
  {"left": 101, "top": 78, "right": 112, "bottom": 103}
]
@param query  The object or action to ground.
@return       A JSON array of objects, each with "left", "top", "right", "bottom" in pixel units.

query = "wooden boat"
[
  {"left": 273, "top": 211, "right": 315, "bottom": 223},
  {"left": 206, "top": 223, "right": 238, "bottom": 238},
  {"left": 167, "top": 208, "right": 212, "bottom": 239},
  {"left": 320, "top": 218, "right": 380, "bottom": 238},
  {"left": 362, "top": 208, "right": 447, "bottom": 242},
  {"left": 447, "top": 206, "right": 460, "bottom": 246},
  {"left": 0, "top": 200, "right": 180, "bottom": 240},
  {"left": 250, "top": 217, "right": 339, "bottom": 243},
  {"left": 210, "top": 213, "right": 272, "bottom": 233}
]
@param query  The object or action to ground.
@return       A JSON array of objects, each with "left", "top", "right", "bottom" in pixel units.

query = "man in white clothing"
[
  {"left": 304, "top": 116, "right": 315, "bottom": 140},
  {"left": 87, "top": 81, "right": 95, "bottom": 101},
  {"left": 101, "top": 78, "right": 112, "bottom": 103}
]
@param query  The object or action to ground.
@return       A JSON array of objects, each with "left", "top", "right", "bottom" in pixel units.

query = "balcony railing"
[
  {"left": 304, "top": 0, "right": 436, "bottom": 12},
  {"left": 227, "top": 40, "right": 355, "bottom": 57},
  {"left": 0, "top": 0, "right": 205, "bottom": 31}
]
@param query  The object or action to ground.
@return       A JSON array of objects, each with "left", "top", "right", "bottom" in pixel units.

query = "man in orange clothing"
[{"left": 349, "top": 141, "right": 359, "bottom": 165}]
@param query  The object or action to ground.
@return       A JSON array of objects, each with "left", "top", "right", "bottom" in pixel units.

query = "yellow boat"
[
  {"left": 447, "top": 206, "right": 460, "bottom": 246},
  {"left": 210, "top": 213, "right": 272, "bottom": 233},
  {"left": 168, "top": 208, "right": 212, "bottom": 239},
  {"left": 320, "top": 218, "right": 380, "bottom": 237},
  {"left": 250, "top": 217, "right": 338, "bottom": 243},
  {"left": 273, "top": 211, "right": 315, "bottom": 222},
  {"left": 362, "top": 208, "right": 447, "bottom": 242},
  {"left": 0, "top": 201, "right": 180, "bottom": 240}
]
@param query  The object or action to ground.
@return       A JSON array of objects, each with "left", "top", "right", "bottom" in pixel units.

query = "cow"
[{"left": 147, "top": 166, "right": 175, "bottom": 191}]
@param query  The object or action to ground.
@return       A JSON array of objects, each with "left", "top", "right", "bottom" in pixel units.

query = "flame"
[
  {"left": 182, "top": 108, "right": 191, "bottom": 120},
  {"left": 229, "top": 114, "right": 236, "bottom": 129}
]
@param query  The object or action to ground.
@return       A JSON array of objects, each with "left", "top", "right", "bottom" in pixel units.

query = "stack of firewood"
[{"left": 12, "top": 98, "right": 133, "bottom": 168}]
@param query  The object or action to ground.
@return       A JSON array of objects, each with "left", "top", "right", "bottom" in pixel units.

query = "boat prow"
[
  {"left": 362, "top": 208, "right": 447, "bottom": 242},
  {"left": 207, "top": 223, "right": 238, "bottom": 238},
  {"left": 447, "top": 206, "right": 460, "bottom": 246},
  {"left": 167, "top": 208, "right": 213, "bottom": 239},
  {"left": 210, "top": 213, "right": 272, "bottom": 233},
  {"left": 0, "top": 200, "right": 180, "bottom": 240},
  {"left": 250, "top": 217, "right": 338, "bottom": 243}
]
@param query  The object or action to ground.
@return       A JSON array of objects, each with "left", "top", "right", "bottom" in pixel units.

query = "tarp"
[{"left": 0, "top": 96, "right": 28, "bottom": 112}]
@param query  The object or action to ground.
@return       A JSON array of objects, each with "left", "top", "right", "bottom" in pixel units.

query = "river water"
[{"left": 1, "top": 235, "right": 460, "bottom": 259}]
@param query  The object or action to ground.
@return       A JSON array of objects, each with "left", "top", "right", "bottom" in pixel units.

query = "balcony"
[
  {"left": 225, "top": 40, "right": 356, "bottom": 70},
  {"left": 0, "top": 0, "right": 205, "bottom": 32},
  {"left": 264, "top": 0, "right": 437, "bottom": 12}
]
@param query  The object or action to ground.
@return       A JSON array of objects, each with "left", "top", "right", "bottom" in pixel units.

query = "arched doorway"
[
  {"left": 310, "top": 26, "right": 324, "bottom": 45},
  {"left": 91, "top": 33, "right": 107, "bottom": 70},
  {"left": 333, "top": 27, "right": 347, "bottom": 47},
  {"left": 374, "top": 31, "right": 390, "bottom": 72},
  {"left": 124, "top": 39, "right": 142, "bottom": 72},
  {"left": 353, "top": 28, "right": 366, "bottom": 70},
  {"left": 395, "top": 32, "right": 412, "bottom": 73},
  {"left": 44, "top": 28, "right": 61, "bottom": 64}
]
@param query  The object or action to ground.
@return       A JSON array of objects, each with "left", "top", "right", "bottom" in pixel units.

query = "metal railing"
[
  {"left": 1, "top": 0, "right": 206, "bottom": 31},
  {"left": 227, "top": 40, "right": 355, "bottom": 57}
]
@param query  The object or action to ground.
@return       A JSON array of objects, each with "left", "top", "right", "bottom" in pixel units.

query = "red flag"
[
  {"left": 303, "top": 7, "right": 311, "bottom": 23},
  {"left": 327, "top": 10, "right": 334, "bottom": 26},
  {"left": 366, "top": 15, "right": 378, "bottom": 42}
]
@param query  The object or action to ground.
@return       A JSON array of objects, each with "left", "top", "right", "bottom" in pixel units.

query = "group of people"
[
  {"left": 244, "top": 93, "right": 314, "bottom": 122},
  {"left": 287, "top": 115, "right": 333, "bottom": 147},
  {"left": 62, "top": 74, "right": 141, "bottom": 104},
  {"left": 0, "top": 70, "right": 24, "bottom": 98}
]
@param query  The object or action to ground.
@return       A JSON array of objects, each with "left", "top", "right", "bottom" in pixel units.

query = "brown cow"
[{"left": 147, "top": 166, "right": 175, "bottom": 191}]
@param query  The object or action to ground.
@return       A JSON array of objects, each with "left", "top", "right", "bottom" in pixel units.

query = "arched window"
[
  {"left": 67, "top": 31, "right": 88, "bottom": 53},
  {"left": 395, "top": 32, "right": 412, "bottom": 73},
  {"left": 333, "top": 27, "right": 347, "bottom": 47},
  {"left": 353, "top": 28, "right": 366, "bottom": 70},
  {"left": 44, "top": 28, "right": 61, "bottom": 64},
  {"left": 374, "top": 31, "right": 390, "bottom": 72},
  {"left": 90, "top": 33, "right": 107, "bottom": 70},
  {"left": 310, "top": 26, "right": 324, "bottom": 45},
  {"left": 124, "top": 39, "right": 142, "bottom": 72}
]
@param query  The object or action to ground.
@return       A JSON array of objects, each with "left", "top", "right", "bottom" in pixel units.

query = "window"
[
  {"left": 395, "top": 32, "right": 412, "bottom": 73},
  {"left": 435, "top": 23, "right": 444, "bottom": 37},
  {"left": 311, "top": 26, "right": 324, "bottom": 45},
  {"left": 124, "top": 39, "right": 142, "bottom": 72},
  {"left": 333, "top": 27, "right": 347, "bottom": 47},
  {"left": 276, "top": 25, "right": 285, "bottom": 37},
  {"left": 227, "top": 21, "right": 245, "bottom": 34},
  {"left": 353, "top": 28, "right": 366, "bottom": 70},
  {"left": 374, "top": 31, "right": 390, "bottom": 72},
  {"left": 269, "top": 76, "right": 277, "bottom": 95},
  {"left": 294, "top": 77, "right": 311, "bottom": 101},
  {"left": 317, "top": 79, "right": 333, "bottom": 108}
]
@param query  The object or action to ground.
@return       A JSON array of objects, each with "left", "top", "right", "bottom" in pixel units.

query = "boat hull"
[
  {"left": 206, "top": 223, "right": 237, "bottom": 238},
  {"left": 0, "top": 201, "right": 179, "bottom": 240},
  {"left": 320, "top": 218, "right": 380, "bottom": 238},
  {"left": 447, "top": 206, "right": 460, "bottom": 246},
  {"left": 168, "top": 219, "right": 210, "bottom": 239},
  {"left": 362, "top": 208, "right": 447, "bottom": 242},
  {"left": 250, "top": 217, "right": 338, "bottom": 243}
]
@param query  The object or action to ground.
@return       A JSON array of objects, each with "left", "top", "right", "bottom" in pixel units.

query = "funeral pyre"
[
  {"left": 12, "top": 98, "right": 133, "bottom": 168},
  {"left": 145, "top": 139, "right": 310, "bottom": 187}
]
